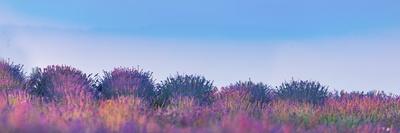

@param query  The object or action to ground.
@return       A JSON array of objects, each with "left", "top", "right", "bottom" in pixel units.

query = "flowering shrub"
[
  {"left": 1, "top": 86, "right": 400, "bottom": 132},
  {"left": 155, "top": 74, "right": 216, "bottom": 106},
  {"left": 220, "top": 81, "right": 274, "bottom": 104},
  {"left": 97, "top": 67, "right": 155, "bottom": 102},
  {"left": 1, "top": 60, "right": 399, "bottom": 133},
  {"left": 1, "top": 89, "right": 399, "bottom": 133},
  {"left": 98, "top": 96, "right": 146, "bottom": 132},
  {"left": 26, "top": 65, "right": 95, "bottom": 101},
  {"left": 277, "top": 80, "right": 328, "bottom": 105},
  {"left": 0, "top": 60, "right": 25, "bottom": 90}
]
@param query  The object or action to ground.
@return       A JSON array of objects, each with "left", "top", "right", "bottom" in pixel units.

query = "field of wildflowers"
[{"left": 0, "top": 59, "right": 399, "bottom": 133}]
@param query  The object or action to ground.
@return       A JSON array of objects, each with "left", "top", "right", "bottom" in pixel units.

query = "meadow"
[{"left": 0, "top": 59, "right": 399, "bottom": 133}]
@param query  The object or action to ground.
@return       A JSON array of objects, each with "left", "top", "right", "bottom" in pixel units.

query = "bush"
[
  {"left": 97, "top": 67, "right": 156, "bottom": 102},
  {"left": 156, "top": 74, "right": 216, "bottom": 106},
  {"left": 331, "top": 90, "right": 390, "bottom": 100},
  {"left": 26, "top": 65, "right": 95, "bottom": 101},
  {"left": 0, "top": 60, "right": 25, "bottom": 90},
  {"left": 220, "top": 81, "right": 274, "bottom": 104},
  {"left": 276, "top": 80, "right": 328, "bottom": 105}
]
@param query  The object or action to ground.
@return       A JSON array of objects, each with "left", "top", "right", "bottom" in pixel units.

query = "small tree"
[
  {"left": 156, "top": 74, "right": 216, "bottom": 107},
  {"left": 277, "top": 79, "right": 328, "bottom": 105}
]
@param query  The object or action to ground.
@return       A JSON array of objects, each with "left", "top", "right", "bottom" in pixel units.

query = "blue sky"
[
  {"left": 0, "top": 1, "right": 400, "bottom": 93},
  {"left": 3, "top": 0, "right": 400, "bottom": 40}
]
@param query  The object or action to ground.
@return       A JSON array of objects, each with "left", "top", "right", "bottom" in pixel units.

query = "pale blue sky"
[
  {"left": 0, "top": 1, "right": 399, "bottom": 93},
  {"left": 3, "top": 0, "right": 400, "bottom": 40}
]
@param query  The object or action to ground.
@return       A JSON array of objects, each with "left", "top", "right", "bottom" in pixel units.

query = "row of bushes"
[{"left": 1, "top": 60, "right": 329, "bottom": 106}]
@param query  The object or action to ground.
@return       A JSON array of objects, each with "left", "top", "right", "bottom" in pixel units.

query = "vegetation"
[
  {"left": 26, "top": 65, "right": 95, "bottom": 101},
  {"left": 155, "top": 74, "right": 216, "bottom": 106},
  {"left": 0, "top": 59, "right": 25, "bottom": 90},
  {"left": 0, "top": 59, "right": 398, "bottom": 133},
  {"left": 277, "top": 79, "right": 329, "bottom": 105},
  {"left": 220, "top": 80, "right": 274, "bottom": 104},
  {"left": 97, "top": 67, "right": 156, "bottom": 103}
]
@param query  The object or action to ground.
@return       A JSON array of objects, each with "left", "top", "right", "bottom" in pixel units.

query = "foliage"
[
  {"left": 26, "top": 65, "right": 95, "bottom": 101},
  {"left": 97, "top": 67, "right": 156, "bottom": 102},
  {"left": 156, "top": 74, "right": 216, "bottom": 106},
  {"left": 220, "top": 80, "right": 274, "bottom": 104},
  {"left": 0, "top": 59, "right": 25, "bottom": 90},
  {"left": 1, "top": 88, "right": 400, "bottom": 133},
  {"left": 276, "top": 79, "right": 328, "bottom": 105},
  {"left": 1, "top": 60, "right": 400, "bottom": 132}
]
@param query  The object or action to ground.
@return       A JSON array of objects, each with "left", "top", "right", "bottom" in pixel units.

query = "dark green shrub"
[
  {"left": 220, "top": 81, "right": 274, "bottom": 104},
  {"left": 26, "top": 65, "right": 95, "bottom": 101},
  {"left": 0, "top": 59, "right": 25, "bottom": 90},
  {"left": 331, "top": 90, "right": 390, "bottom": 100},
  {"left": 277, "top": 80, "right": 328, "bottom": 105},
  {"left": 97, "top": 67, "right": 156, "bottom": 102},
  {"left": 155, "top": 74, "right": 216, "bottom": 106}
]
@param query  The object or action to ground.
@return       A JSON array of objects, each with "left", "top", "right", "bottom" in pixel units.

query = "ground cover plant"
[{"left": 0, "top": 60, "right": 399, "bottom": 133}]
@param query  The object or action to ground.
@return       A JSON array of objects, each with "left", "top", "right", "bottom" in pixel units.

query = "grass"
[
  {"left": 0, "top": 60, "right": 399, "bottom": 133},
  {"left": 1, "top": 89, "right": 399, "bottom": 133}
]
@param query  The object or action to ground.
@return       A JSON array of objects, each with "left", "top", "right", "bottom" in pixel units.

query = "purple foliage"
[
  {"left": 277, "top": 79, "right": 328, "bottom": 105},
  {"left": 26, "top": 65, "right": 94, "bottom": 101},
  {"left": 156, "top": 74, "right": 217, "bottom": 106},
  {"left": 0, "top": 59, "right": 25, "bottom": 90},
  {"left": 98, "top": 67, "right": 155, "bottom": 102},
  {"left": 220, "top": 80, "right": 274, "bottom": 104},
  {"left": 1, "top": 60, "right": 400, "bottom": 133}
]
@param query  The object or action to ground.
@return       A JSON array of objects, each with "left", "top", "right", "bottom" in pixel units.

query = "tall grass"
[
  {"left": 0, "top": 60, "right": 398, "bottom": 133},
  {"left": 1, "top": 89, "right": 398, "bottom": 133}
]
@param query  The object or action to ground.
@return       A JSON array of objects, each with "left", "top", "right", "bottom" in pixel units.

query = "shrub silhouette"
[
  {"left": 220, "top": 81, "right": 274, "bottom": 104},
  {"left": 26, "top": 65, "right": 95, "bottom": 101},
  {"left": 0, "top": 60, "right": 25, "bottom": 90},
  {"left": 155, "top": 74, "right": 216, "bottom": 106},
  {"left": 277, "top": 80, "right": 328, "bottom": 105},
  {"left": 97, "top": 67, "right": 156, "bottom": 102},
  {"left": 331, "top": 90, "right": 390, "bottom": 100}
]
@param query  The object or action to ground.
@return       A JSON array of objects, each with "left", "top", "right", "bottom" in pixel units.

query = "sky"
[{"left": 0, "top": 1, "right": 400, "bottom": 93}]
